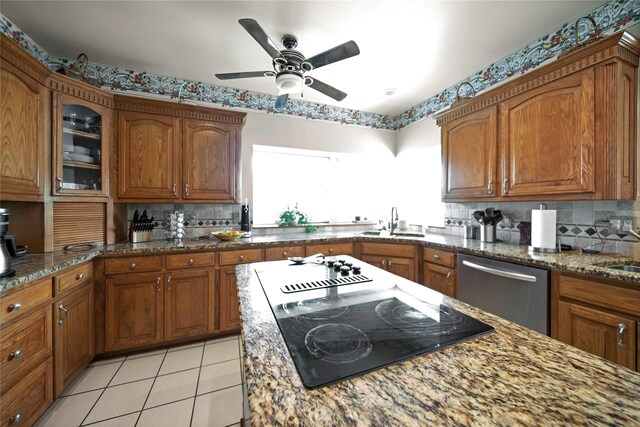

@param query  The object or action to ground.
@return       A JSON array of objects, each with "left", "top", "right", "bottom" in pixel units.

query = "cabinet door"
[
  {"left": 387, "top": 257, "right": 416, "bottom": 282},
  {"left": 182, "top": 120, "right": 238, "bottom": 201},
  {"left": 423, "top": 263, "right": 455, "bottom": 298},
  {"left": 0, "top": 62, "right": 45, "bottom": 199},
  {"left": 165, "top": 270, "right": 215, "bottom": 340},
  {"left": 361, "top": 254, "right": 388, "bottom": 271},
  {"left": 54, "top": 284, "right": 94, "bottom": 397},
  {"left": 105, "top": 273, "right": 163, "bottom": 351},
  {"left": 441, "top": 106, "right": 497, "bottom": 200},
  {"left": 52, "top": 93, "right": 110, "bottom": 197},
  {"left": 219, "top": 266, "right": 241, "bottom": 332},
  {"left": 558, "top": 301, "right": 636, "bottom": 370},
  {"left": 117, "top": 111, "right": 180, "bottom": 200},
  {"left": 500, "top": 69, "right": 595, "bottom": 197}
]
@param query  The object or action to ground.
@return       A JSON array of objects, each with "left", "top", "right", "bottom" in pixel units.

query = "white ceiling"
[{"left": 2, "top": 1, "right": 604, "bottom": 116}]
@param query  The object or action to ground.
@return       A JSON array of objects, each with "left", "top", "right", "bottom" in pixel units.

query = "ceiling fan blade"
[
  {"left": 215, "top": 71, "right": 273, "bottom": 80},
  {"left": 275, "top": 94, "right": 289, "bottom": 109},
  {"left": 306, "top": 78, "right": 347, "bottom": 101},
  {"left": 238, "top": 18, "right": 285, "bottom": 61},
  {"left": 306, "top": 41, "right": 360, "bottom": 70}
]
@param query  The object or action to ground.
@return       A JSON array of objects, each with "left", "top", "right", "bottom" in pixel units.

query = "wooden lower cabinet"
[
  {"left": 1, "top": 357, "right": 53, "bottom": 427},
  {"left": 558, "top": 301, "right": 636, "bottom": 370},
  {"left": 361, "top": 254, "right": 417, "bottom": 282},
  {"left": 165, "top": 270, "right": 215, "bottom": 340},
  {"left": 105, "top": 273, "right": 163, "bottom": 351},
  {"left": 54, "top": 284, "right": 94, "bottom": 397},
  {"left": 424, "top": 263, "right": 456, "bottom": 298},
  {"left": 219, "top": 266, "right": 241, "bottom": 332}
]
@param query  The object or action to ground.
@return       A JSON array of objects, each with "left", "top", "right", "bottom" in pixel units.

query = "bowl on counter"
[{"left": 211, "top": 230, "right": 245, "bottom": 241}]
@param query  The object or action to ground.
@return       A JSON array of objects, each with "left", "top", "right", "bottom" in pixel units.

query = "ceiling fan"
[{"left": 215, "top": 19, "right": 360, "bottom": 109}]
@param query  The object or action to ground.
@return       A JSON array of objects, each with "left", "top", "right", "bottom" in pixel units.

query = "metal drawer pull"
[
  {"left": 167, "top": 276, "right": 172, "bottom": 291},
  {"left": 8, "top": 303, "right": 22, "bottom": 312},
  {"left": 76, "top": 273, "right": 84, "bottom": 280},
  {"left": 172, "top": 183, "right": 177, "bottom": 196},
  {"left": 381, "top": 259, "right": 386, "bottom": 267},
  {"left": 10, "top": 413, "right": 22, "bottom": 424},
  {"left": 282, "top": 252, "right": 287, "bottom": 257},
  {"left": 388, "top": 259, "right": 392, "bottom": 267},
  {"left": 129, "top": 263, "right": 136, "bottom": 270},
  {"left": 433, "top": 254, "right": 440, "bottom": 260},
  {"left": 59, "top": 304, "right": 68, "bottom": 325},
  {"left": 617, "top": 323, "right": 628, "bottom": 349},
  {"left": 239, "top": 255, "right": 244, "bottom": 261},
  {"left": 329, "top": 248, "right": 334, "bottom": 253},
  {"left": 462, "top": 260, "right": 537, "bottom": 282},
  {"left": 185, "top": 184, "right": 190, "bottom": 196},
  {"left": 9, "top": 349, "right": 22, "bottom": 360},
  {"left": 503, "top": 178, "right": 509, "bottom": 194},
  {"left": 446, "top": 271, "right": 452, "bottom": 280},
  {"left": 188, "top": 259, "right": 194, "bottom": 265},
  {"left": 56, "top": 177, "right": 63, "bottom": 192},
  {"left": 487, "top": 180, "right": 494, "bottom": 195},
  {"left": 156, "top": 277, "right": 161, "bottom": 292}
]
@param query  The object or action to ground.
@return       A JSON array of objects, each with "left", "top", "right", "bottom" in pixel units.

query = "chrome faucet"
[{"left": 390, "top": 207, "right": 399, "bottom": 235}]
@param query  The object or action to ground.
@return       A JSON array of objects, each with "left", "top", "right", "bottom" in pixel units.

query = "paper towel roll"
[{"left": 531, "top": 207, "right": 556, "bottom": 249}]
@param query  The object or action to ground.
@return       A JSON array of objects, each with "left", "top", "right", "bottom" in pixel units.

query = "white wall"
[
  {"left": 241, "top": 112, "right": 397, "bottom": 222},
  {"left": 395, "top": 117, "right": 444, "bottom": 227}
]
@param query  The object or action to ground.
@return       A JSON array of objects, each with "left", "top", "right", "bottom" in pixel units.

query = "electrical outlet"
[
  {"left": 608, "top": 220, "right": 621, "bottom": 233},
  {"left": 623, "top": 219, "right": 633, "bottom": 232}
]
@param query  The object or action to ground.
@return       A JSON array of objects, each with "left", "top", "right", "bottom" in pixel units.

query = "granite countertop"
[
  {"left": 236, "top": 261, "right": 640, "bottom": 426},
  {"left": 2, "top": 231, "right": 639, "bottom": 294}
]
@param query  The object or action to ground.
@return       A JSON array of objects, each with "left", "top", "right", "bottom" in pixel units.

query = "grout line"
[
  {"left": 189, "top": 340, "right": 207, "bottom": 427},
  {"left": 81, "top": 410, "right": 140, "bottom": 426},
  {"left": 138, "top": 395, "right": 196, "bottom": 413},
  {"left": 134, "top": 350, "right": 169, "bottom": 426},
  {"left": 200, "top": 355, "right": 241, "bottom": 369},
  {"left": 206, "top": 334, "right": 240, "bottom": 345},
  {"left": 79, "top": 356, "right": 127, "bottom": 426},
  {"left": 62, "top": 361, "right": 126, "bottom": 397},
  {"left": 126, "top": 348, "right": 168, "bottom": 361},
  {"left": 195, "top": 383, "right": 243, "bottom": 398}
]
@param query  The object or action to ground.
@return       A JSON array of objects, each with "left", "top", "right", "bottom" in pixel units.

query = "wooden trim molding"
[
  {"left": 47, "top": 73, "right": 114, "bottom": 108},
  {"left": 0, "top": 34, "right": 49, "bottom": 85}
]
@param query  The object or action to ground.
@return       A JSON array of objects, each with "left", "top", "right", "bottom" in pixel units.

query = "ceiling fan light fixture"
[{"left": 276, "top": 73, "right": 303, "bottom": 95}]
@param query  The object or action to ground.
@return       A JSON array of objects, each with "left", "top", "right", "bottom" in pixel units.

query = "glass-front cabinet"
[{"left": 53, "top": 93, "right": 109, "bottom": 197}]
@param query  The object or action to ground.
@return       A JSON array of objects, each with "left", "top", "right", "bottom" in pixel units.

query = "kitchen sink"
[{"left": 603, "top": 264, "right": 640, "bottom": 273}]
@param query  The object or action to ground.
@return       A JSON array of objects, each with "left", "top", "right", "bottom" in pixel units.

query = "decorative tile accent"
[{"left": 2, "top": 0, "right": 639, "bottom": 130}]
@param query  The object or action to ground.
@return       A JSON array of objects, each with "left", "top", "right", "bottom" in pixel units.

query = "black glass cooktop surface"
[{"left": 255, "top": 257, "right": 494, "bottom": 389}]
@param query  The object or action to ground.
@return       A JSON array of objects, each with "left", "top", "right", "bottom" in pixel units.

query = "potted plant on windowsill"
[{"left": 276, "top": 204, "right": 317, "bottom": 233}]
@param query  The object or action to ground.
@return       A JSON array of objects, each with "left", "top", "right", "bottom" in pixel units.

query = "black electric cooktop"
[{"left": 255, "top": 256, "right": 494, "bottom": 389}]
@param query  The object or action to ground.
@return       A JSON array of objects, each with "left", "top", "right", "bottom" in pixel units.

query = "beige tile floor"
[{"left": 36, "top": 335, "right": 247, "bottom": 427}]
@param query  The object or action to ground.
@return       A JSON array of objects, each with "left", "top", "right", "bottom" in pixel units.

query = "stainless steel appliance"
[
  {"left": 457, "top": 254, "right": 549, "bottom": 335},
  {"left": 255, "top": 255, "right": 494, "bottom": 389},
  {"left": 0, "top": 208, "right": 14, "bottom": 277}
]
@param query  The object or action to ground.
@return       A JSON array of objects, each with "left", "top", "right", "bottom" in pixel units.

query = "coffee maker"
[{"left": 0, "top": 208, "right": 15, "bottom": 277}]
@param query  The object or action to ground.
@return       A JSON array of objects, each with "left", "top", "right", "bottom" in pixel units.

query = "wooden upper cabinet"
[
  {"left": 0, "top": 44, "right": 47, "bottom": 201},
  {"left": 117, "top": 111, "right": 180, "bottom": 200},
  {"left": 500, "top": 70, "right": 595, "bottom": 197},
  {"left": 441, "top": 106, "right": 497, "bottom": 200},
  {"left": 182, "top": 119, "right": 238, "bottom": 202}
]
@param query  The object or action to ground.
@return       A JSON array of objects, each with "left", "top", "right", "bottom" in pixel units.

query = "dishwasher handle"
[{"left": 462, "top": 260, "right": 537, "bottom": 283}]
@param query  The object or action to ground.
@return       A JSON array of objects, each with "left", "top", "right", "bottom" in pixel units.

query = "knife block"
[{"left": 129, "top": 225, "right": 154, "bottom": 243}]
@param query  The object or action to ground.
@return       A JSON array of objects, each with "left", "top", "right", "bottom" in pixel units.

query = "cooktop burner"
[{"left": 256, "top": 256, "right": 494, "bottom": 389}]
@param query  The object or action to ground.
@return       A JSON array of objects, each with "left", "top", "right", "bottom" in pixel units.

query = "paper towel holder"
[{"left": 528, "top": 203, "right": 558, "bottom": 253}]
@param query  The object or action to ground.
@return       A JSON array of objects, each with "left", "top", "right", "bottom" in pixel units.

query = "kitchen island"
[{"left": 237, "top": 260, "right": 640, "bottom": 426}]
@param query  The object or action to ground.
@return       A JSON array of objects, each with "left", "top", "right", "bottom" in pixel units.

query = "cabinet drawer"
[
  {"left": 558, "top": 274, "right": 640, "bottom": 317},
  {"left": 361, "top": 242, "right": 414, "bottom": 258},
  {"left": 219, "top": 249, "right": 263, "bottom": 266},
  {"left": 1, "top": 357, "right": 53, "bottom": 427},
  {"left": 265, "top": 246, "right": 305, "bottom": 261},
  {"left": 306, "top": 242, "right": 354, "bottom": 257},
  {"left": 424, "top": 247, "right": 455, "bottom": 268},
  {"left": 0, "top": 278, "right": 52, "bottom": 325},
  {"left": 0, "top": 305, "right": 52, "bottom": 393},
  {"left": 166, "top": 252, "right": 215, "bottom": 270},
  {"left": 54, "top": 262, "right": 93, "bottom": 296},
  {"left": 104, "top": 256, "right": 162, "bottom": 275}
]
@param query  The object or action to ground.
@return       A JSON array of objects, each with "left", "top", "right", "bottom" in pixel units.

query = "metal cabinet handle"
[
  {"left": 381, "top": 259, "right": 386, "bottom": 267},
  {"left": 388, "top": 259, "right": 392, "bottom": 267},
  {"left": 617, "top": 323, "right": 628, "bottom": 349},
  {"left": 503, "top": 178, "right": 509, "bottom": 194},
  {"left": 239, "top": 255, "right": 245, "bottom": 261},
  {"left": 185, "top": 184, "right": 190, "bottom": 196},
  {"left": 76, "top": 273, "right": 84, "bottom": 281},
  {"left": 172, "top": 183, "right": 177, "bottom": 196},
  {"left": 487, "top": 180, "right": 494, "bottom": 195},
  {"left": 59, "top": 304, "right": 68, "bottom": 325},
  {"left": 446, "top": 271, "right": 453, "bottom": 285},
  {"left": 156, "top": 277, "right": 161, "bottom": 293},
  {"left": 10, "top": 413, "right": 22, "bottom": 424},
  {"left": 56, "top": 176, "right": 63, "bottom": 192},
  {"left": 282, "top": 251, "right": 287, "bottom": 257},
  {"left": 433, "top": 254, "right": 440, "bottom": 260},
  {"left": 188, "top": 259, "right": 194, "bottom": 265},
  {"left": 8, "top": 303, "right": 22, "bottom": 312},
  {"left": 9, "top": 349, "right": 22, "bottom": 360},
  {"left": 167, "top": 276, "right": 172, "bottom": 291},
  {"left": 129, "top": 263, "right": 136, "bottom": 270},
  {"left": 462, "top": 260, "right": 537, "bottom": 282},
  {"left": 329, "top": 248, "right": 334, "bottom": 253}
]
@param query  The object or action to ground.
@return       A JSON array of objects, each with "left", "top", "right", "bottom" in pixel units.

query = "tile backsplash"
[{"left": 437, "top": 200, "right": 640, "bottom": 255}]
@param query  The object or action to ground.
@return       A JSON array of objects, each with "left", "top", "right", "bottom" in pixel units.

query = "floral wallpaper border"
[{"left": 1, "top": 0, "right": 639, "bottom": 130}]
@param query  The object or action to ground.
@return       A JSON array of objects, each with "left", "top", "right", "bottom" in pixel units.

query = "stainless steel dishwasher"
[{"left": 457, "top": 254, "right": 549, "bottom": 335}]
